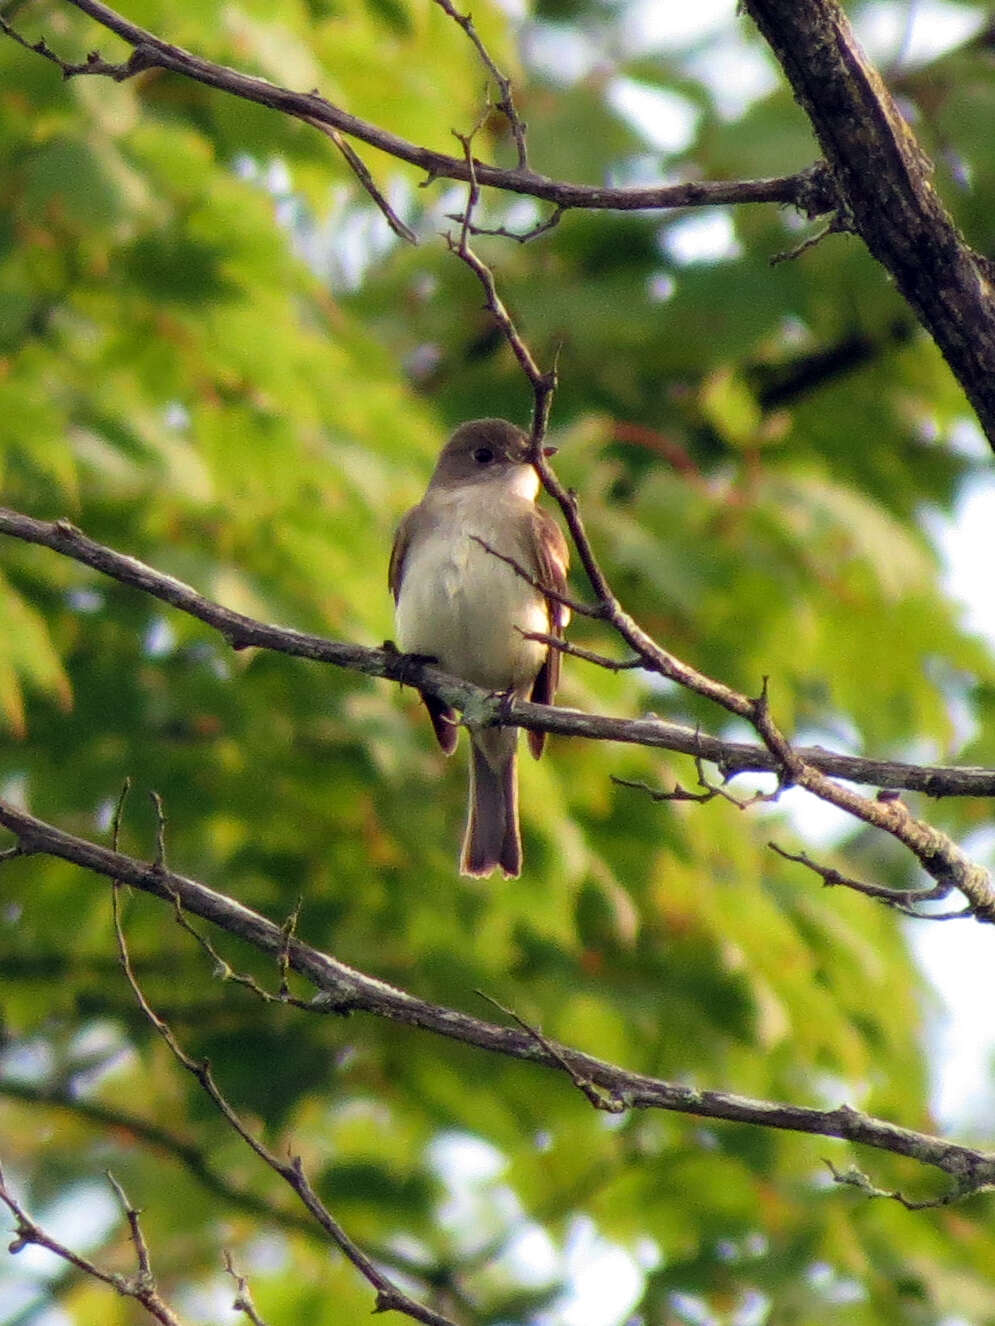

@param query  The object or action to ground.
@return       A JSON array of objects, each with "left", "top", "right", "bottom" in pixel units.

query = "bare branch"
[
  {"left": 743, "top": 0, "right": 995, "bottom": 449},
  {"left": 1, "top": 505, "right": 993, "bottom": 803},
  {"left": 768, "top": 842, "right": 973, "bottom": 920},
  {"left": 302, "top": 117, "right": 417, "bottom": 243},
  {"left": 471, "top": 534, "right": 597, "bottom": 617},
  {"left": 477, "top": 991, "right": 626, "bottom": 1114},
  {"left": 0, "top": 1160, "right": 185, "bottom": 1326},
  {"left": 612, "top": 774, "right": 718, "bottom": 806},
  {"left": 447, "top": 204, "right": 565, "bottom": 244},
  {"left": 615, "top": 753, "right": 777, "bottom": 811},
  {"left": 0, "top": 1078, "right": 317, "bottom": 1238},
  {"left": 518, "top": 630, "right": 644, "bottom": 671},
  {"left": 106, "top": 1172, "right": 154, "bottom": 1285},
  {"left": 823, "top": 1159, "right": 989, "bottom": 1209},
  {"left": 224, "top": 1253, "right": 271, "bottom": 1326},
  {"left": 2, "top": 799, "right": 995, "bottom": 1193},
  {"left": 432, "top": 0, "right": 529, "bottom": 170},
  {"left": 148, "top": 790, "right": 167, "bottom": 871},
  {"left": 769, "top": 215, "right": 849, "bottom": 266},
  {"left": 0, "top": 1, "right": 825, "bottom": 219},
  {"left": 110, "top": 880, "right": 459, "bottom": 1326},
  {"left": 445, "top": 148, "right": 557, "bottom": 445}
]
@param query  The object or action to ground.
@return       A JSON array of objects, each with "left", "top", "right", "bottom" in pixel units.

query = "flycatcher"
[{"left": 389, "top": 419, "right": 569, "bottom": 878}]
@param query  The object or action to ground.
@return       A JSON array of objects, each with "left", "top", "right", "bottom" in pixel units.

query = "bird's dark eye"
[{"left": 473, "top": 447, "right": 495, "bottom": 464}]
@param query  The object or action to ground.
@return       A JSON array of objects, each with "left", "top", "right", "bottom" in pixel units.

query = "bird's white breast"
[{"left": 394, "top": 488, "right": 548, "bottom": 692}]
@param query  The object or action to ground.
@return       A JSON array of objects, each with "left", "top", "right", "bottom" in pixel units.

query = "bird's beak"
[{"left": 542, "top": 445, "right": 558, "bottom": 457}]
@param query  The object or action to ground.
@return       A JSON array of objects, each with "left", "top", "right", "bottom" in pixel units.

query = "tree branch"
[
  {"left": 0, "top": 1160, "right": 185, "bottom": 1326},
  {"left": 440, "top": 213, "right": 995, "bottom": 921},
  {"left": 2, "top": 505, "right": 993, "bottom": 802},
  {"left": 0, "top": 1077, "right": 474, "bottom": 1291},
  {"left": 431, "top": 0, "right": 529, "bottom": 171},
  {"left": 743, "top": 0, "right": 995, "bottom": 450},
  {"left": 224, "top": 1253, "right": 271, "bottom": 1326},
  {"left": 1, "top": 800, "right": 993, "bottom": 1200},
  {"left": 108, "top": 878, "right": 459, "bottom": 1326},
  {"left": 0, "top": 1, "right": 832, "bottom": 219}
]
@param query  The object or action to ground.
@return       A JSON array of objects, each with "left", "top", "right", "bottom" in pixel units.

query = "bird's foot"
[{"left": 383, "top": 640, "right": 440, "bottom": 687}]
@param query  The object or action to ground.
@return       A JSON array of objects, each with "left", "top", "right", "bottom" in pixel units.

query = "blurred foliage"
[{"left": 1, "top": 1, "right": 994, "bottom": 1324}]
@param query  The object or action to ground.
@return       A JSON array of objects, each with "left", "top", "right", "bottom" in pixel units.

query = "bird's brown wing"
[
  {"left": 527, "top": 507, "right": 570, "bottom": 759},
  {"left": 388, "top": 504, "right": 459, "bottom": 756},
  {"left": 388, "top": 505, "right": 415, "bottom": 605}
]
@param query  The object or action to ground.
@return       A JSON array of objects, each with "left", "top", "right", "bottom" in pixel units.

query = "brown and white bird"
[{"left": 389, "top": 419, "right": 569, "bottom": 877}]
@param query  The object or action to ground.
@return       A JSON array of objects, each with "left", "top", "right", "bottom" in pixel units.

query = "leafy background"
[{"left": 1, "top": 1, "right": 994, "bottom": 1323}]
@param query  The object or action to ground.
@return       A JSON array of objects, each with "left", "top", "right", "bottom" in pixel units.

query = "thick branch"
[
  {"left": 24, "top": 0, "right": 828, "bottom": 217},
  {"left": 2, "top": 505, "right": 993, "bottom": 799},
  {"left": 744, "top": 0, "right": 995, "bottom": 450},
  {"left": 1, "top": 800, "right": 993, "bottom": 1196}
]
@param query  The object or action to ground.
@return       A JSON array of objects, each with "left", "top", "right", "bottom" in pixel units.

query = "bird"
[{"left": 389, "top": 418, "right": 569, "bottom": 877}]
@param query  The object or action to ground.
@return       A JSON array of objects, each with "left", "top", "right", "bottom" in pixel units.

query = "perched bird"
[{"left": 389, "top": 419, "right": 569, "bottom": 877}]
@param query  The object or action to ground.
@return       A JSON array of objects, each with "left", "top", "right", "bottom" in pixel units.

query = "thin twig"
[
  {"left": 106, "top": 1172, "right": 154, "bottom": 1281},
  {"left": 149, "top": 791, "right": 167, "bottom": 871},
  {"left": 302, "top": 116, "right": 417, "bottom": 243},
  {"left": 822, "top": 1159, "right": 988, "bottom": 1209},
  {"left": 615, "top": 752, "right": 780, "bottom": 810},
  {"left": 444, "top": 140, "right": 557, "bottom": 442},
  {"left": 471, "top": 535, "right": 597, "bottom": 617},
  {"left": 769, "top": 216, "right": 848, "bottom": 266},
  {"left": 518, "top": 630, "right": 644, "bottom": 671},
  {"left": 768, "top": 842, "right": 972, "bottom": 919},
  {"left": 224, "top": 1252, "right": 271, "bottom": 1326},
  {"left": 0, "top": 1159, "right": 185, "bottom": 1326},
  {"left": 109, "top": 881, "right": 460, "bottom": 1326},
  {"left": 446, "top": 204, "right": 564, "bottom": 243},
  {"left": 476, "top": 992, "right": 627, "bottom": 1113},
  {"left": 432, "top": 0, "right": 529, "bottom": 169},
  {"left": 168, "top": 889, "right": 310, "bottom": 1004},
  {"left": 110, "top": 777, "right": 131, "bottom": 851}
]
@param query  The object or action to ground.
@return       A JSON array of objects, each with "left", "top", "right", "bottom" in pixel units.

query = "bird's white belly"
[{"left": 395, "top": 528, "right": 548, "bottom": 691}]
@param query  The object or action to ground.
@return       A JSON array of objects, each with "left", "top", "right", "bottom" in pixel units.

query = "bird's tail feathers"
[{"left": 461, "top": 728, "right": 521, "bottom": 878}]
